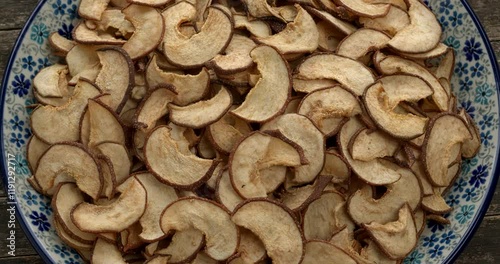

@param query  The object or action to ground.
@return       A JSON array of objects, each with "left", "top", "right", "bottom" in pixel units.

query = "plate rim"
[{"left": 0, "top": 0, "right": 499, "bottom": 263}]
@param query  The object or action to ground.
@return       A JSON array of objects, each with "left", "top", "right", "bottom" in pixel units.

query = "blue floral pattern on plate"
[{"left": 0, "top": 0, "right": 498, "bottom": 263}]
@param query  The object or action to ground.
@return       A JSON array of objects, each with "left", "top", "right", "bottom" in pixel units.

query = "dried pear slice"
[
  {"left": 160, "top": 197, "right": 238, "bottom": 260},
  {"left": 363, "top": 75, "right": 433, "bottom": 139},
  {"left": 168, "top": 86, "right": 233, "bottom": 128},
  {"left": 230, "top": 45, "right": 291, "bottom": 123},
  {"left": 232, "top": 199, "right": 304, "bottom": 264},
  {"left": 71, "top": 177, "right": 146, "bottom": 233},
  {"left": 387, "top": 0, "right": 442, "bottom": 53},
  {"left": 302, "top": 240, "right": 356, "bottom": 264},
  {"left": 255, "top": 5, "right": 319, "bottom": 54},
  {"left": 336, "top": 28, "right": 390, "bottom": 61},
  {"left": 162, "top": 2, "right": 233, "bottom": 68},
  {"left": 295, "top": 53, "right": 375, "bottom": 96},
  {"left": 363, "top": 204, "right": 417, "bottom": 259},
  {"left": 297, "top": 86, "right": 362, "bottom": 136},
  {"left": 34, "top": 142, "right": 102, "bottom": 199},
  {"left": 30, "top": 78, "right": 101, "bottom": 144},
  {"left": 91, "top": 238, "right": 126, "bottom": 264},
  {"left": 261, "top": 113, "right": 324, "bottom": 186},
  {"left": 26, "top": 135, "right": 50, "bottom": 172},
  {"left": 122, "top": 4, "right": 164, "bottom": 60},
  {"left": 229, "top": 131, "right": 306, "bottom": 198},
  {"left": 87, "top": 99, "right": 126, "bottom": 147},
  {"left": 209, "top": 34, "right": 256, "bottom": 74},
  {"left": 350, "top": 128, "right": 399, "bottom": 161},
  {"left": 155, "top": 229, "right": 204, "bottom": 263},
  {"left": 144, "top": 126, "right": 218, "bottom": 188},
  {"left": 133, "top": 85, "right": 177, "bottom": 132},
  {"left": 422, "top": 113, "right": 472, "bottom": 186}
]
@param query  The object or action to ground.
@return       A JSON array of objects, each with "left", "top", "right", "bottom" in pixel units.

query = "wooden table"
[{"left": 0, "top": 0, "right": 499, "bottom": 263}]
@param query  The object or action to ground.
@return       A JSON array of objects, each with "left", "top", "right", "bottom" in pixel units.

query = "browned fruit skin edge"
[{"left": 132, "top": 84, "right": 177, "bottom": 131}]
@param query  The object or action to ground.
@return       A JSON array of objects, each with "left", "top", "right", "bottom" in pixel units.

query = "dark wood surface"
[{"left": 0, "top": 0, "right": 499, "bottom": 263}]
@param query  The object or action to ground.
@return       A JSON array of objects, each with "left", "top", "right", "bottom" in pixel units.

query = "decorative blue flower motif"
[
  {"left": 428, "top": 244, "right": 445, "bottom": 258},
  {"left": 456, "top": 204, "right": 475, "bottom": 224},
  {"left": 470, "top": 62, "right": 485, "bottom": 78},
  {"left": 447, "top": 193, "right": 460, "bottom": 207},
  {"left": 423, "top": 0, "right": 430, "bottom": 8},
  {"left": 461, "top": 157, "right": 478, "bottom": 174},
  {"left": 37, "top": 57, "right": 52, "bottom": 71},
  {"left": 30, "top": 23, "right": 49, "bottom": 44},
  {"left": 439, "top": 0, "right": 453, "bottom": 15},
  {"left": 39, "top": 201, "right": 53, "bottom": 216},
  {"left": 463, "top": 38, "right": 483, "bottom": 61},
  {"left": 470, "top": 165, "right": 488, "bottom": 188},
  {"left": 448, "top": 11, "right": 463, "bottom": 27},
  {"left": 52, "top": 0, "right": 67, "bottom": 15},
  {"left": 427, "top": 219, "right": 445, "bottom": 233},
  {"left": 9, "top": 116, "right": 24, "bottom": 132},
  {"left": 404, "top": 250, "right": 424, "bottom": 264},
  {"left": 453, "top": 178, "right": 467, "bottom": 193},
  {"left": 58, "top": 23, "right": 74, "bottom": 40},
  {"left": 14, "top": 154, "right": 29, "bottom": 175},
  {"left": 54, "top": 245, "right": 71, "bottom": 258},
  {"left": 21, "top": 56, "right": 36, "bottom": 71},
  {"left": 10, "top": 133, "right": 25, "bottom": 148},
  {"left": 29, "top": 211, "right": 50, "bottom": 232},
  {"left": 454, "top": 62, "right": 469, "bottom": 77},
  {"left": 440, "top": 231, "right": 456, "bottom": 245},
  {"left": 459, "top": 76, "right": 473, "bottom": 92},
  {"left": 444, "top": 36, "right": 460, "bottom": 49},
  {"left": 24, "top": 127, "right": 31, "bottom": 139},
  {"left": 439, "top": 16, "right": 449, "bottom": 28},
  {"left": 480, "top": 130, "right": 493, "bottom": 146},
  {"left": 12, "top": 74, "right": 30, "bottom": 97},
  {"left": 475, "top": 83, "right": 493, "bottom": 105},
  {"left": 65, "top": 258, "right": 78, "bottom": 264},
  {"left": 479, "top": 114, "right": 494, "bottom": 130},
  {"left": 23, "top": 191, "right": 39, "bottom": 206},
  {"left": 423, "top": 233, "right": 439, "bottom": 247},
  {"left": 67, "top": 4, "right": 78, "bottom": 20},
  {"left": 462, "top": 187, "right": 477, "bottom": 202},
  {"left": 460, "top": 100, "right": 475, "bottom": 119}
]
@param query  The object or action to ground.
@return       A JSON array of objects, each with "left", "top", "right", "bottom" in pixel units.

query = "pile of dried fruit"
[{"left": 27, "top": 0, "right": 481, "bottom": 263}]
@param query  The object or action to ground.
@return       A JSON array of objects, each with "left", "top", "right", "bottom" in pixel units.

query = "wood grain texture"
[{"left": 0, "top": 0, "right": 498, "bottom": 263}]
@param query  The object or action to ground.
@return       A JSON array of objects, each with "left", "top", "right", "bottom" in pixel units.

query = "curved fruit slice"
[
  {"left": 232, "top": 199, "right": 304, "bottom": 264},
  {"left": 160, "top": 197, "right": 238, "bottom": 260},
  {"left": 34, "top": 142, "right": 102, "bottom": 199},
  {"left": 87, "top": 99, "right": 126, "bottom": 147},
  {"left": 336, "top": 28, "right": 390, "bottom": 61},
  {"left": 302, "top": 240, "right": 356, "bottom": 264},
  {"left": 144, "top": 126, "right": 218, "bottom": 189},
  {"left": 216, "top": 168, "right": 243, "bottom": 212},
  {"left": 33, "top": 64, "right": 69, "bottom": 98},
  {"left": 207, "top": 109, "right": 252, "bottom": 155},
  {"left": 350, "top": 128, "right": 399, "bottom": 161},
  {"left": 26, "top": 136, "right": 50, "bottom": 172},
  {"left": 209, "top": 34, "right": 256, "bottom": 74},
  {"left": 230, "top": 45, "right": 291, "bottom": 123},
  {"left": 336, "top": 0, "right": 390, "bottom": 18},
  {"left": 133, "top": 85, "right": 177, "bottom": 132},
  {"left": 91, "top": 238, "right": 126, "bottom": 264},
  {"left": 71, "top": 178, "right": 146, "bottom": 233},
  {"left": 155, "top": 228, "right": 204, "bottom": 263}
]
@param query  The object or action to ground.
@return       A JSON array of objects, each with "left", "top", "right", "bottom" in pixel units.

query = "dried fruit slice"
[
  {"left": 146, "top": 55, "right": 210, "bottom": 106},
  {"left": 191, "top": 252, "right": 217, "bottom": 264},
  {"left": 292, "top": 77, "right": 337, "bottom": 94},
  {"left": 26, "top": 136, "right": 50, "bottom": 172},
  {"left": 421, "top": 193, "right": 452, "bottom": 214},
  {"left": 232, "top": 199, "right": 304, "bottom": 264},
  {"left": 155, "top": 229, "right": 204, "bottom": 263},
  {"left": 295, "top": 53, "right": 375, "bottom": 96},
  {"left": 387, "top": 0, "right": 442, "bottom": 53},
  {"left": 261, "top": 114, "right": 324, "bottom": 186},
  {"left": 78, "top": 0, "right": 109, "bottom": 20},
  {"left": 338, "top": 118, "right": 401, "bottom": 185},
  {"left": 91, "top": 238, "right": 126, "bottom": 264},
  {"left": 359, "top": 5, "right": 409, "bottom": 36},
  {"left": 302, "top": 240, "right": 356, "bottom": 264},
  {"left": 363, "top": 204, "right": 417, "bottom": 259},
  {"left": 216, "top": 168, "right": 243, "bottom": 212},
  {"left": 34, "top": 143, "right": 102, "bottom": 199},
  {"left": 280, "top": 175, "right": 332, "bottom": 211},
  {"left": 230, "top": 45, "right": 291, "bottom": 122},
  {"left": 169, "top": 86, "right": 233, "bottom": 128},
  {"left": 363, "top": 75, "right": 433, "bottom": 139},
  {"left": 229, "top": 131, "right": 306, "bottom": 198},
  {"left": 162, "top": 2, "right": 233, "bottom": 68},
  {"left": 94, "top": 46, "right": 135, "bottom": 113},
  {"left": 209, "top": 34, "right": 256, "bottom": 74},
  {"left": 72, "top": 22, "right": 126, "bottom": 45},
  {"left": 459, "top": 109, "right": 481, "bottom": 158},
  {"left": 49, "top": 32, "right": 75, "bottom": 56},
  {"left": 228, "top": 228, "right": 267, "bottom": 264},
  {"left": 316, "top": 20, "right": 343, "bottom": 52},
  {"left": 54, "top": 218, "right": 93, "bottom": 251},
  {"left": 144, "top": 126, "right": 218, "bottom": 188},
  {"left": 145, "top": 255, "right": 170, "bottom": 264},
  {"left": 336, "top": 28, "right": 390, "bottom": 61},
  {"left": 297, "top": 86, "right": 362, "bottom": 136},
  {"left": 422, "top": 113, "right": 472, "bottom": 186},
  {"left": 347, "top": 167, "right": 421, "bottom": 225},
  {"left": 33, "top": 64, "right": 69, "bottom": 98},
  {"left": 122, "top": 4, "right": 164, "bottom": 60},
  {"left": 434, "top": 48, "right": 455, "bottom": 81},
  {"left": 360, "top": 239, "right": 397, "bottom": 264},
  {"left": 133, "top": 85, "right": 177, "bottom": 132},
  {"left": 255, "top": 5, "right": 319, "bottom": 54},
  {"left": 52, "top": 183, "right": 97, "bottom": 244},
  {"left": 87, "top": 99, "right": 126, "bottom": 147},
  {"left": 234, "top": 14, "right": 272, "bottom": 38},
  {"left": 336, "top": 0, "right": 390, "bottom": 18},
  {"left": 160, "top": 197, "right": 238, "bottom": 260},
  {"left": 30, "top": 79, "right": 101, "bottom": 144},
  {"left": 71, "top": 177, "right": 146, "bottom": 233},
  {"left": 207, "top": 109, "right": 252, "bottom": 155},
  {"left": 304, "top": 7, "right": 357, "bottom": 35},
  {"left": 350, "top": 128, "right": 399, "bottom": 161},
  {"left": 320, "top": 149, "right": 351, "bottom": 183}
]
